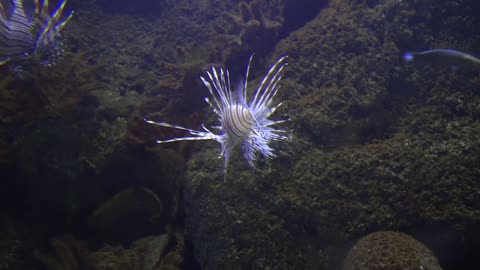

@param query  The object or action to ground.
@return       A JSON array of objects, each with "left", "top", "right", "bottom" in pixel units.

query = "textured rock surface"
[
  {"left": 87, "top": 187, "right": 163, "bottom": 243},
  {"left": 342, "top": 231, "right": 442, "bottom": 270},
  {"left": 0, "top": 0, "right": 479, "bottom": 269},
  {"left": 33, "top": 233, "right": 179, "bottom": 270},
  {"left": 184, "top": 0, "right": 480, "bottom": 269}
]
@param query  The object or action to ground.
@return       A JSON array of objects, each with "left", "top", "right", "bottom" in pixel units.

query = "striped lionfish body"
[
  {"left": 146, "top": 55, "right": 290, "bottom": 181},
  {"left": 0, "top": 0, "right": 73, "bottom": 75}
]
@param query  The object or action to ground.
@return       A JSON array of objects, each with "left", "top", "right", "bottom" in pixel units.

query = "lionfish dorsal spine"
[
  {"left": 242, "top": 54, "right": 254, "bottom": 102},
  {"left": 251, "top": 56, "right": 287, "bottom": 112}
]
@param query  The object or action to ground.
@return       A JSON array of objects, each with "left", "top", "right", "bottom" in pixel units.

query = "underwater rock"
[
  {"left": 34, "top": 234, "right": 172, "bottom": 270},
  {"left": 96, "top": 0, "right": 163, "bottom": 15},
  {"left": 158, "top": 232, "right": 184, "bottom": 270},
  {"left": 342, "top": 231, "right": 442, "bottom": 270},
  {"left": 87, "top": 245, "right": 138, "bottom": 270},
  {"left": 0, "top": 217, "right": 36, "bottom": 270},
  {"left": 86, "top": 234, "right": 176, "bottom": 270},
  {"left": 131, "top": 234, "right": 171, "bottom": 270},
  {"left": 159, "top": 252, "right": 183, "bottom": 270},
  {"left": 184, "top": 0, "right": 480, "bottom": 269},
  {"left": 87, "top": 187, "right": 163, "bottom": 243},
  {"left": 33, "top": 235, "right": 86, "bottom": 270}
]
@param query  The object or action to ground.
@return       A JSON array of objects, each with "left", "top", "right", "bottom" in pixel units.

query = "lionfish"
[
  {"left": 145, "top": 55, "right": 290, "bottom": 181},
  {"left": 0, "top": 0, "right": 73, "bottom": 75}
]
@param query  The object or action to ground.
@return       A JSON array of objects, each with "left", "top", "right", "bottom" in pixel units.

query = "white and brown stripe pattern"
[
  {"left": 0, "top": 0, "right": 34, "bottom": 65},
  {"left": 0, "top": 0, "right": 73, "bottom": 73},
  {"left": 222, "top": 104, "right": 255, "bottom": 139},
  {"left": 146, "top": 55, "right": 290, "bottom": 181}
]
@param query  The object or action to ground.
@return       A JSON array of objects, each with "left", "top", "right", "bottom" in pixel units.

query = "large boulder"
[
  {"left": 342, "top": 231, "right": 442, "bottom": 270},
  {"left": 87, "top": 187, "right": 163, "bottom": 243}
]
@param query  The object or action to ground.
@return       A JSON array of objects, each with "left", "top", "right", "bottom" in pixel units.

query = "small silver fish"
[
  {"left": 145, "top": 55, "right": 290, "bottom": 181},
  {"left": 403, "top": 49, "right": 480, "bottom": 68}
]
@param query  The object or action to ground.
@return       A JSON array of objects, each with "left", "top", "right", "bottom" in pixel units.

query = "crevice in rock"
[{"left": 280, "top": 0, "right": 330, "bottom": 39}]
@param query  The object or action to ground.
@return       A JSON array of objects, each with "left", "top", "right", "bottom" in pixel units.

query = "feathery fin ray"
[{"left": 146, "top": 55, "right": 290, "bottom": 181}]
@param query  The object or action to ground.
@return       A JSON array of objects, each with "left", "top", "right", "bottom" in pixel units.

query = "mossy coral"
[
  {"left": 34, "top": 233, "right": 180, "bottom": 270},
  {"left": 1, "top": 0, "right": 480, "bottom": 269},
  {"left": 87, "top": 187, "right": 164, "bottom": 243},
  {"left": 342, "top": 231, "right": 442, "bottom": 270},
  {"left": 34, "top": 50, "right": 105, "bottom": 116},
  {"left": 222, "top": 0, "right": 285, "bottom": 54},
  {"left": 184, "top": 0, "right": 480, "bottom": 269}
]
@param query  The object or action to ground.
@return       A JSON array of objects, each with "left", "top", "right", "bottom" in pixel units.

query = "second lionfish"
[
  {"left": 0, "top": 0, "right": 73, "bottom": 75},
  {"left": 146, "top": 55, "right": 290, "bottom": 181}
]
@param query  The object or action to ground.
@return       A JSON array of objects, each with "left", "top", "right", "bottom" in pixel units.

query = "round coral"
[{"left": 342, "top": 231, "right": 442, "bottom": 270}]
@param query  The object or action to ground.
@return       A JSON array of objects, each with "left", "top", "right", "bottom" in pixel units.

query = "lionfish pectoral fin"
[
  {"left": 155, "top": 136, "right": 214, "bottom": 143},
  {"left": 145, "top": 118, "right": 218, "bottom": 143},
  {"left": 145, "top": 119, "right": 203, "bottom": 134}
]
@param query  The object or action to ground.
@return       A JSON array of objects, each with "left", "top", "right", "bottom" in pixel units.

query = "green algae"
[
  {"left": 0, "top": 0, "right": 479, "bottom": 269},
  {"left": 184, "top": 0, "right": 480, "bottom": 269}
]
